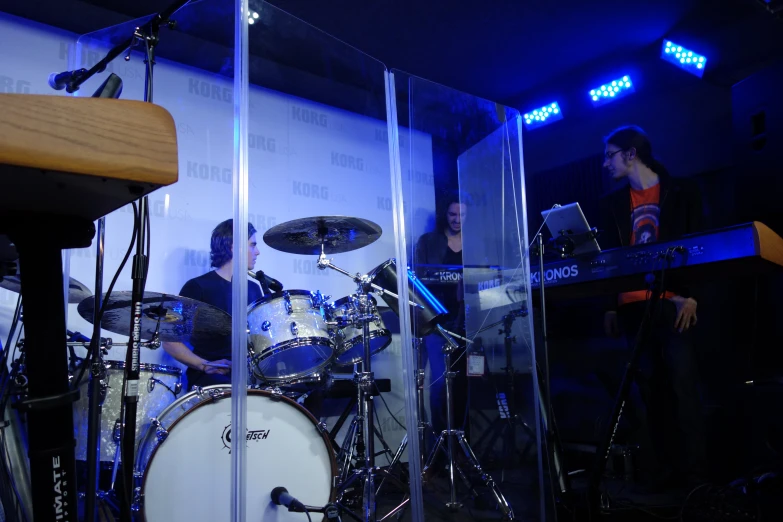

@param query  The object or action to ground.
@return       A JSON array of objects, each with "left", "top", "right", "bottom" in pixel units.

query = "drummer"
[{"left": 162, "top": 219, "right": 262, "bottom": 389}]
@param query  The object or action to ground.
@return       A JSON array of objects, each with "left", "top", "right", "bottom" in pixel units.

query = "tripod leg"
[
  {"left": 456, "top": 433, "right": 515, "bottom": 520},
  {"left": 338, "top": 417, "right": 362, "bottom": 485},
  {"left": 331, "top": 396, "right": 358, "bottom": 452},
  {"left": 375, "top": 434, "right": 406, "bottom": 496},
  {"left": 422, "top": 432, "right": 446, "bottom": 477},
  {"left": 414, "top": 337, "right": 428, "bottom": 470}
]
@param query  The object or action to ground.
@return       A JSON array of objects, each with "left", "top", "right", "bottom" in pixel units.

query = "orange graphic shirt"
[{"left": 618, "top": 184, "right": 675, "bottom": 306}]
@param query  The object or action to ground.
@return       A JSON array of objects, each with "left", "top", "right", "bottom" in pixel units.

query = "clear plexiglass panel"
[
  {"left": 389, "top": 70, "right": 547, "bottom": 521},
  {"left": 245, "top": 3, "right": 424, "bottom": 521},
  {"left": 70, "top": 1, "right": 241, "bottom": 520}
]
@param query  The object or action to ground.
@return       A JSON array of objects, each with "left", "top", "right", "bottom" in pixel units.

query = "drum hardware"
[
  {"left": 319, "top": 282, "right": 407, "bottom": 518},
  {"left": 365, "top": 262, "right": 514, "bottom": 518},
  {"left": 424, "top": 326, "right": 513, "bottom": 517},
  {"left": 263, "top": 217, "right": 411, "bottom": 521}
]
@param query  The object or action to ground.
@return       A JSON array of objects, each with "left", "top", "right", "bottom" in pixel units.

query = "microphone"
[
  {"left": 248, "top": 270, "right": 284, "bottom": 293},
  {"left": 48, "top": 70, "right": 75, "bottom": 90},
  {"left": 270, "top": 486, "right": 305, "bottom": 512},
  {"left": 48, "top": 69, "right": 87, "bottom": 92}
]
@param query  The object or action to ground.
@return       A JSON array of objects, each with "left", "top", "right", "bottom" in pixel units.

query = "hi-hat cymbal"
[
  {"left": 263, "top": 216, "right": 382, "bottom": 255},
  {"left": 1, "top": 275, "right": 92, "bottom": 304},
  {"left": 77, "top": 291, "right": 231, "bottom": 343}
]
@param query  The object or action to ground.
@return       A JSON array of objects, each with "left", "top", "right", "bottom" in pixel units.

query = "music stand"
[{"left": 540, "top": 203, "right": 601, "bottom": 257}]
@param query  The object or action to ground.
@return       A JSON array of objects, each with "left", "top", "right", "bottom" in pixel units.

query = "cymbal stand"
[
  {"left": 317, "top": 248, "right": 408, "bottom": 522},
  {"left": 422, "top": 325, "right": 514, "bottom": 519}
]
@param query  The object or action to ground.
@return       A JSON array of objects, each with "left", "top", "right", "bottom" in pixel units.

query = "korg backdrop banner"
[{"left": 0, "top": 2, "right": 545, "bottom": 521}]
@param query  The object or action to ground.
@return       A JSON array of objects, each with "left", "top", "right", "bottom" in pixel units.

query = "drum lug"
[
  {"left": 208, "top": 388, "right": 227, "bottom": 400},
  {"left": 261, "top": 320, "right": 271, "bottom": 332},
  {"left": 152, "top": 418, "right": 169, "bottom": 442},
  {"left": 132, "top": 487, "right": 142, "bottom": 513},
  {"left": 310, "top": 290, "right": 330, "bottom": 308},
  {"left": 290, "top": 322, "right": 298, "bottom": 337},
  {"left": 316, "top": 421, "right": 328, "bottom": 435},
  {"left": 269, "top": 387, "right": 284, "bottom": 400},
  {"left": 284, "top": 291, "right": 293, "bottom": 314}
]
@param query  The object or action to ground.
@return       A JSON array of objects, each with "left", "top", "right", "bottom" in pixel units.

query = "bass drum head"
[{"left": 141, "top": 389, "right": 335, "bottom": 522}]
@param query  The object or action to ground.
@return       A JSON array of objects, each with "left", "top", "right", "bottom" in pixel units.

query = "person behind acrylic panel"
[
  {"left": 163, "top": 219, "right": 262, "bottom": 389},
  {"left": 600, "top": 125, "right": 706, "bottom": 489},
  {"left": 415, "top": 190, "right": 470, "bottom": 436}
]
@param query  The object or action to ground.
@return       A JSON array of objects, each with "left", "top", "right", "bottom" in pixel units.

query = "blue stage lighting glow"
[
  {"left": 523, "top": 101, "right": 563, "bottom": 130},
  {"left": 589, "top": 75, "right": 635, "bottom": 107},
  {"left": 661, "top": 39, "right": 706, "bottom": 78}
]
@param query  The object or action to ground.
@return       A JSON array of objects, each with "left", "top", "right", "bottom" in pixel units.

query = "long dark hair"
[
  {"left": 435, "top": 189, "right": 471, "bottom": 232},
  {"left": 604, "top": 125, "right": 670, "bottom": 177},
  {"left": 210, "top": 219, "right": 257, "bottom": 268}
]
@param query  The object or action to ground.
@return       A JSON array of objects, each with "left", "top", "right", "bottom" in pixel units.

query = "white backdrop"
[{"left": 0, "top": 12, "right": 436, "bottom": 459}]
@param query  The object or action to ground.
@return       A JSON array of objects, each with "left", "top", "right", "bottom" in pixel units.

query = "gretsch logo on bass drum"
[{"left": 221, "top": 423, "right": 271, "bottom": 452}]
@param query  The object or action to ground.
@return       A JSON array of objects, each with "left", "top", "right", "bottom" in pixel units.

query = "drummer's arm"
[{"left": 162, "top": 341, "right": 208, "bottom": 372}]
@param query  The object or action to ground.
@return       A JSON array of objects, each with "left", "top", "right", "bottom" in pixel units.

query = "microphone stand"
[
  {"left": 301, "top": 502, "right": 364, "bottom": 522},
  {"left": 532, "top": 234, "right": 570, "bottom": 509},
  {"left": 84, "top": 216, "right": 106, "bottom": 522}
]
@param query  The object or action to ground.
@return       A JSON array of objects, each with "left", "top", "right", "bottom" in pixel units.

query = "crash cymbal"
[
  {"left": 1, "top": 274, "right": 92, "bottom": 304},
  {"left": 77, "top": 291, "right": 231, "bottom": 343},
  {"left": 263, "top": 216, "right": 382, "bottom": 255}
]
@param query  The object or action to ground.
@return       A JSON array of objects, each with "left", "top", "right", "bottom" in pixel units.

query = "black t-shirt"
[
  {"left": 179, "top": 270, "right": 262, "bottom": 362},
  {"left": 439, "top": 247, "right": 464, "bottom": 332},
  {"left": 442, "top": 247, "right": 462, "bottom": 266}
]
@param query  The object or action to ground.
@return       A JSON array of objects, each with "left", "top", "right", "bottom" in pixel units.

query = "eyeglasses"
[{"left": 604, "top": 149, "right": 625, "bottom": 160}]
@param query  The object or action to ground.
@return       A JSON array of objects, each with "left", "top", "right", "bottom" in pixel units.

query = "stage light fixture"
[
  {"left": 661, "top": 40, "right": 706, "bottom": 78},
  {"left": 247, "top": 10, "right": 258, "bottom": 24},
  {"left": 589, "top": 76, "right": 635, "bottom": 107},
  {"left": 523, "top": 102, "right": 563, "bottom": 129}
]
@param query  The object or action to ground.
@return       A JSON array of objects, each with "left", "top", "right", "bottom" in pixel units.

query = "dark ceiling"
[{"left": 2, "top": 0, "right": 782, "bottom": 109}]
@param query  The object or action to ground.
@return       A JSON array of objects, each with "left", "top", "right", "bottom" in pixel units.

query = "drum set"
[{"left": 0, "top": 215, "right": 514, "bottom": 522}]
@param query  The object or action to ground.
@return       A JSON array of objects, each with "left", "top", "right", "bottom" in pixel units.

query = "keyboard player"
[
  {"left": 599, "top": 125, "right": 706, "bottom": 489},
  {"left": 415, "top": 190, "right": 470, "bottom": 436}
]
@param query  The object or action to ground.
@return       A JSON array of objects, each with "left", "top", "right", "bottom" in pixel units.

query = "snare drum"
[
  {"left": 72, "top": 361, "right": 181, "bottom": 462},
  {"left": 136, "top": 386, "right": 336, "bottom": 522},
  {"left": 329, "top": 295, "right": 391, "bottom": 365},
  {"left": 247, "top": 290, "right": 334, "bottom": 383}
]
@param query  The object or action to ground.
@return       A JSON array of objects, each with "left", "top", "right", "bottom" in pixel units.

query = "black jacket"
[
  {"left": 600, "top": 172, "right": 703, "bottom": 309},
  {"left": 415, "top": 231, "right": 452, "bottom": 265}
]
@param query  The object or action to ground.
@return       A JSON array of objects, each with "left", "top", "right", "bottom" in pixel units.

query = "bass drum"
[{"left": 136, "top": 386, "right": 336, "bottom": 522}]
